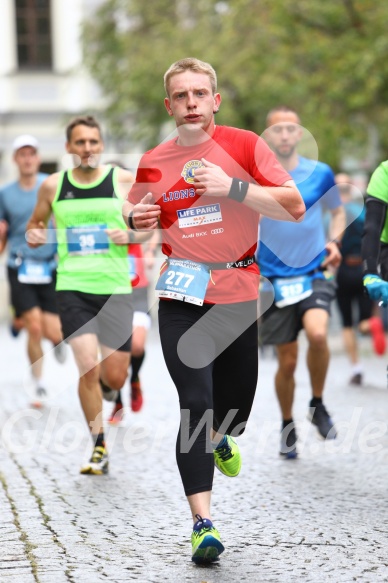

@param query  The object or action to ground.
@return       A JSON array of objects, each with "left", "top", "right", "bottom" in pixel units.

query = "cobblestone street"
[{"left": 1, "top": 322, "right": 388, "bottom": 582}]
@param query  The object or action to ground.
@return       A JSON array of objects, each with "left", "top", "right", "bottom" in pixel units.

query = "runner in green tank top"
[
  {"left": 362, "top": 160, "right": 388, "bottom": 306},
  {"left": 27, "top": 116, "right": 135, "bottom": 475},
  {"left": 52, "top": 164, "right": 130, "bottom": 295}
]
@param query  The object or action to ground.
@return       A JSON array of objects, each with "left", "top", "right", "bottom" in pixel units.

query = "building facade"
[
  {"left": 0, "top": 0, "right": 112, "bottom": 319},
  {"left": 0, "top": 0, "right": 107, "bottom": 183}
]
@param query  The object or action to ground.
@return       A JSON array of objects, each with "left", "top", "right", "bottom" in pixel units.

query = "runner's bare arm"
[
  {"left": 122, "top": 193, "right": 161, "bottom": 230},
  {"left": 129, "top": 230, "right": 157, "bottom": 243},
  {"left": 26, "top": 174, "right": 58, "bottom": 247},
  {"left": 193, "top": 158, "right": 305, "bottom": 221},
  {"left": 115, "top": 167, "right": 135, "bottom": 200},
  {"left": 321, "top": 204, "right": 346, "bottom": 268},
  {"left": 107, "top": 223, "right": 157, "bottom": 246},
  {"left": 0, "top": 220, "right": 8, "bottom": 253},
  {"left": 327, "top": 204, "right": 346, "bottom": 243},
  {"left": 243, "top": 179, "right": 305, "bottom": 221}
]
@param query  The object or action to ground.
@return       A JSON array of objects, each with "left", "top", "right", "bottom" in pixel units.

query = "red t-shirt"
[
  {"left": 129, "top": 125, "right": 290, "bottom": 303},
  {"left": 128, "top": 243, "right": 149, "bottom": 288}
]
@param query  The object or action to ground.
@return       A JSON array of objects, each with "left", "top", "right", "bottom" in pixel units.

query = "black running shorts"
[
  {"left": 260, "top": 277, "right": 337, "bottom": 345},
  {"left": 56, "top": 290, "right": 133, "bottom": 352},
  {"left": 8, "top": 266, "right": 58, "bottom": 316}
]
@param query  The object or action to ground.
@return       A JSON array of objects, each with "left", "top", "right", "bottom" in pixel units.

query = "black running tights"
[{"left": 158, "top": 299, "right": 258, "bottom": 496}]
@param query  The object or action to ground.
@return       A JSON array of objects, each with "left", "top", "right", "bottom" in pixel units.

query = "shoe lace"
[
  {"left": 215, "top": 442, "right": 232, "bottom": 462},
  {"left": 91, "top": 446, "right": 105, "bottom": 463},
  {"left": 193, "top": 515, "right": 214, "bottom": 537},
  {"left": 315, "top": 403, "right": 329, "bottom": 419}
]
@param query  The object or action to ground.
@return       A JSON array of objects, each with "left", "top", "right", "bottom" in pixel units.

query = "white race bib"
[
  {"left": 18, "top": 260, "right": 52, "bottom": 284},
  {"left": 156, "top": 259, "right": 210, "bottom": 306},
  {"left": 66, "top": 224, "right": 109, "bottom": 255},
  {"left": 272, "top": 275, "right": 313, "bottom": 308}
]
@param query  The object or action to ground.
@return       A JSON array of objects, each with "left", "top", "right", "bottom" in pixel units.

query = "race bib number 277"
[{"left": 155, "top": 259, "right": 210, "bottom": 306}]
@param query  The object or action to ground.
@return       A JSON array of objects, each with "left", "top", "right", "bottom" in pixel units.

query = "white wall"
[
  {"left": 0, "top": 0, "right": 17, "bottom": 76},
  {"left": 0, "top": 0, "right": 106, "bottom": 186},
  {"left": 0, "top": 0, "right": 108, "bottom": 319}
]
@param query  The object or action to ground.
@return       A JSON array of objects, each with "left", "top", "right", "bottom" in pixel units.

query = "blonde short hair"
[{"left": 164, "top": 58, "right": 217, "bottom": 97}]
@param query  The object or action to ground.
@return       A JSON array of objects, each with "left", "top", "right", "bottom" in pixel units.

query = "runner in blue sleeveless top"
[{"left": 257, "top": 106, "right": 345, "bottom": 459}]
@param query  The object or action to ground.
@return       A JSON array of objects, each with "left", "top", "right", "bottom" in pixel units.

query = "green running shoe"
[
  {"left": 214, "top": 435, "right": 241, "bottom": 477},
  {"left": 191, "top": 515, "right": 224, "bottom": 564}
]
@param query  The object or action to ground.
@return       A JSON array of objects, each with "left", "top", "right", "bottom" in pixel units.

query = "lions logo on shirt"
[{"left": 181, "top": 160, "right": 204, "bottom": 184}]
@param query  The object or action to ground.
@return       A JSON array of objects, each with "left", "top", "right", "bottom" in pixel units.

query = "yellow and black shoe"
[
  {"left": 213, "top": 435, "right": 241, "bottom": 477},
  {"left": 191, "top": 515, "right": 224, "bottom": 564},
  {"left": 80, "top": 446, "right": 109, "bottom": 475}
]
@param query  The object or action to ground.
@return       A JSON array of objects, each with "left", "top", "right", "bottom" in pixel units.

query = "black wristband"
[
  {"left": 128, "top": 213, "right": 136, "bottom": 230},
  {"left": 228, "top": 178, "right": 249, "bottom": 202}
]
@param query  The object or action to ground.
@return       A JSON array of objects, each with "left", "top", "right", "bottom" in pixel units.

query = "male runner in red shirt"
[{"left": 124, "top": 57, "right": 305, "bottom": 564}]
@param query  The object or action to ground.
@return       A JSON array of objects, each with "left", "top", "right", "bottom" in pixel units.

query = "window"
[
  {"left": 15, "top": 0, "right": 52, "bottom": 69},
  {"left": 40, "top": 161, "right": 58, "bottom": 175}
]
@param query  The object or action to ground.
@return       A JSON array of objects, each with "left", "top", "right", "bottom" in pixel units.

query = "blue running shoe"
[
  {"left": 10, "top": 324, "right": 21, "bottom": 338},
  {"left": 280, "top": 422, "right": 298, "bottom": 459}
]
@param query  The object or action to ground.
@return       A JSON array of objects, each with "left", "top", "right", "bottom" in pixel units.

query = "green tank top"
[
  {"left": 367, "top": 160, "right": 388, "bottom": 244},
  {"left": 52, "top": 166, "right": 131, "bottom": 294}
]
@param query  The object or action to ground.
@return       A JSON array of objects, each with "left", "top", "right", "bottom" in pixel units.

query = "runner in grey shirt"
[{"left": 0, "top": 135, "right": 66, "bottom": 406}]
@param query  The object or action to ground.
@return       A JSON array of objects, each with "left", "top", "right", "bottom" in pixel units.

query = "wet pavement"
[{"left": 1, "top": 320, "right": 388, "bottom": 583}]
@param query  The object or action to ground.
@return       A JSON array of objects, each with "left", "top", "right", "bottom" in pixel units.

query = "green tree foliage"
[{"left": 83, "top": 0, "right": 388, "bottom": 168}]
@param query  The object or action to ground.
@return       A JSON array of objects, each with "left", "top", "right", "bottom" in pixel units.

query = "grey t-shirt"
[{"left": 0, "top": 173, "right": 57, "bottom": 269}]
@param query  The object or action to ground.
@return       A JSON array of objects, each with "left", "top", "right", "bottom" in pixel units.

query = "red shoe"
[
  {"left": 131, "top": 381, "right": 143, "bottom": 412},
  {"left": 369, "top": 316, "right": 386, "bottom": 355},
  {"left": 108, "top": 402, "right": 124, "bottom": 424},
  {"left": 31, "top": 386, "right": 47, "bottom": 409}
]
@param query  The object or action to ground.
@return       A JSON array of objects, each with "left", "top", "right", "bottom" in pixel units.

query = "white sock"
[
  {"left": 32, "top": 375, "right": 48, "bottom": 390},
  {"left": 351, "top": 363, "right": 363, "bottom": 375}
]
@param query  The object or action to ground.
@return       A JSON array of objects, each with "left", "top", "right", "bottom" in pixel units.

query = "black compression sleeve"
[{"left": 361, "top": 196, "right": 387, "bottom": 275}]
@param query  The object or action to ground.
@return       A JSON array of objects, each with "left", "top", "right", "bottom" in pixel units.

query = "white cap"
[{"left": 12, "top": 134, "right": 39, "bottom": 152}]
